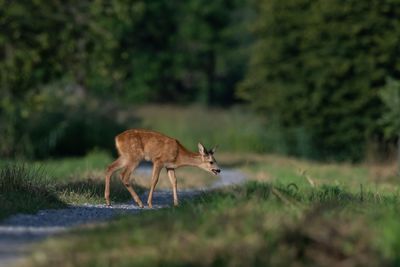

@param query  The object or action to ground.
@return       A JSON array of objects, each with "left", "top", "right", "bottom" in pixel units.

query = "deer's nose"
[{"left": 211, "top": 168, "right": 221, "bottom": 175}]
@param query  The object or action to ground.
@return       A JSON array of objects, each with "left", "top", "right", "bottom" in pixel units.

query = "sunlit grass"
[
  {"left": 135, "top": 105, "right": 270, "bottom": 153},
  {"left": 218, "top": 152, "right": 400, "bottom": 193}
]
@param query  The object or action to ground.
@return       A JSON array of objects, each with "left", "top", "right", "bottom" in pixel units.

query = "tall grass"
[
  {"left": 0, "top": 164, "right": 65, "bottom": 220},
  {"left": 136, "top": 105, "right": 323, "bottom": 157},
  {"left": 136, "top": 105, "right": 275, "bottom": 153}
]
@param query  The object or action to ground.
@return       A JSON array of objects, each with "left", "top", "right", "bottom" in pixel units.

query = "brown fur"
[{"left": 104, "top": 129, "right": 220, "bottom": 208}]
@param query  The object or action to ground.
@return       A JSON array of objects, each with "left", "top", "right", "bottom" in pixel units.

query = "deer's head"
[{"left": 198, "top": 143, "right": 221, "bottom": 175}]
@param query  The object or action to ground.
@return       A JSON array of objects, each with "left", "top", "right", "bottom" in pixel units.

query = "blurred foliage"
[
  {"left": 379, "top": 78, "right": 400, "bottom": 139},
  {"left": 1, "top": 0, "right": 400, "bottom": 161},
  {"left": 135, "top": 105, "right": 271, "bottom": 153},
  {"left": 379, "top": 78, "right": 400, "bottom": 171},
  {"left": 0, "top": 0, "right": 252, "bottom": 158},
  {"left": 239, "top": 0, "right": 400, "bottom": 161},
  {"left": 0, "top": 0, "right": 250, "bottom": 105},
  {"left": 0, "top": 80, "right": 138, "bottom": 158}
]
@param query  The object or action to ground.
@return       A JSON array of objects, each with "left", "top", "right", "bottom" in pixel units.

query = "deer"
[{"left": 104, "top": 129, "right": 221, "bottom": 208}]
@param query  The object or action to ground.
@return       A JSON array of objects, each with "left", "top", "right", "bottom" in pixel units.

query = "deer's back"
[{"left": 115, "top": 129, "right": 179, "bottom": 162}]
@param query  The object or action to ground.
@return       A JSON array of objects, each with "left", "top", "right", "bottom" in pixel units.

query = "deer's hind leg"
[
  {"left": 119, "top": 158, "right": 144, "bottom": 208},
  {"left": 105, "top": 157, "right": 125, "bottom": 206}
]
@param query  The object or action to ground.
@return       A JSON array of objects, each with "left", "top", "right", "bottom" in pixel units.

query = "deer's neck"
[{"left": 175, "top": 145, "right": 202, "bottom": 168}]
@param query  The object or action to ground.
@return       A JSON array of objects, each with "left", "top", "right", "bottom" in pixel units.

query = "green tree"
[
  {"left": 239, "top": 0, "right": 400, "bottom": 161},
  {"left": 174, "top": 0, "right": 251, "bottom": 105},
  {"left": 0, "top": 0, "right": 252, "bottom": 158},
  {"left": 0, "top": 0, "right": 249, "bottom": 104}
]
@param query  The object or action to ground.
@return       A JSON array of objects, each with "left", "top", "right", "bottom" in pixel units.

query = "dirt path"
[{"left": 0, "top": 168, "right": 246, "bottom": 267}]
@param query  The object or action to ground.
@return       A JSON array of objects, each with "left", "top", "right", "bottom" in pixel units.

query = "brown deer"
[{"left": 104, "top": 129, "right": 220, "bottom": 208}]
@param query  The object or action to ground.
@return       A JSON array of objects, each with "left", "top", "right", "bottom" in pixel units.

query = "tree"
[
  {"left": 238, "top": 0, "right": 400, "bottom": 161},
  {"left": 0, "top": 0, "right": 252, "bottom": 158},
  {"left": 174, "top": 0, "right": 251, "bottom": 105}
]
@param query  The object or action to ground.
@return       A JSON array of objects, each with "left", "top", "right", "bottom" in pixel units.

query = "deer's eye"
[{"left": 209, "top": 161, "right": 214, "bottom": 165}]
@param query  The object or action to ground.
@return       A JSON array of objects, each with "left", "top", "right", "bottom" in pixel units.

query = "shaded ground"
[{"left": 0, "top": 167, "right": 246, "bottom": 267}]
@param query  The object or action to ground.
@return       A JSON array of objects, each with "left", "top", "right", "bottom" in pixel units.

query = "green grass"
[
  {"left": 218, "top": 153, "right": 399, "bottom": 194},
  {"left": 0, "top": 162, "right": 136, "bottom": 220},
  {"left": 3, "top": 149, "right": 400, "bottom": 266},
  {"left": 135, "top": 105, "right": 272, "bottom": 153},
  {"left": 25, "top": 181, "right": 400, "bottom": 267},
  {"left": 0, "top": 150, "right": 217, "bottom": 220},
  {"left": 0, "top": 151, "right": 112, "bottom": 181},
  {"left": 0, "top": 164, "right": 65, "bottom": 220},
  {"left": 29, "top": 151, "right": 137, "bottom": 205},
  {"left": 0, "top": 152, "right": 140, "bottom": 220},
  {"left": 31, "top": 151, "right": 113, "bottom": 180}
]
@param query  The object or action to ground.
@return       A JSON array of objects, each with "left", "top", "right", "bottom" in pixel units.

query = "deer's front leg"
[
  {"left": 167, "top": 169, "right": 178, "bottom": 206},
  {"left": 147, "top": 164, "right": 162, "bottom": 208}
]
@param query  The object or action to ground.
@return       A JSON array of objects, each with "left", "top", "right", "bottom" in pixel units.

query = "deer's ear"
[
  {"left": 198, "top": 143, "right": 207, "bottom": 155},
  {"left": 210, "top": 145, "right": 218, "bottom": 154}
]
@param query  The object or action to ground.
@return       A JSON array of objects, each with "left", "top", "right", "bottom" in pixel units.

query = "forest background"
[{"left": 1, "top": 0, "right": 400, "bottom": 164}]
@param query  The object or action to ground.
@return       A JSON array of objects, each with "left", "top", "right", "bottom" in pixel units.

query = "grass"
[
  {"left": 217, "top": 152, "right": 399, "bottom": 193},
  {"left": 0, "top": 150, "right": 218, "bottom": 220},
  {"left": 11, "top": 152, "right": 399, "bottom": 267},
  {"left": 0, "top": 104, "right": 336, "bottom": 219},
  {"left": 0, "top": 164, "right": 65, "bottom": 220},
  {"left": 25, "top": 151, "right": 216, "bottom": 189},
  {"left": 135, "top": 105, "right": 271, "bottom": 153},
  {"left": 1, "top": 99, "right": 399, "bottom": 266},
  {"left": 0, "top": 153, "right": 131, "bottom": 219},
  {"left": 24, "top": 182, "right": 400, "bottom": 267},
  {"left": 0, "top": 162, "right": 137, "bottom": 219}
]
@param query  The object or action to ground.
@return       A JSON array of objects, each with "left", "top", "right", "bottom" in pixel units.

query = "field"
[
  {"left": 1, "top": 152, "right": 398, "bottom": 267},
  {"left": 0, "top": 104, "right": 270, "bottom": 220},
  {"left": 4, "top": 1, "right": 400, "bottom": 266},
  {"left": 1, "top": 106, "right": 399, "bottom": 266}
]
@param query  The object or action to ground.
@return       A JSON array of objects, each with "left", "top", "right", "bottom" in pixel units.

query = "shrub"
[{"left": 0, "top": 81, "right": 139, "bottom": 159}]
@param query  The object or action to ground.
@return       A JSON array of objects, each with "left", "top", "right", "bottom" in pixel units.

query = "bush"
[{"left": 0, "top": 81, "right": 139, "bottom": 159}]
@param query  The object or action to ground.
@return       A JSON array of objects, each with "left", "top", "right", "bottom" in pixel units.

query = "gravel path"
[{"left": 0, "top": 167, "right": 246, "bottom": 267}]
